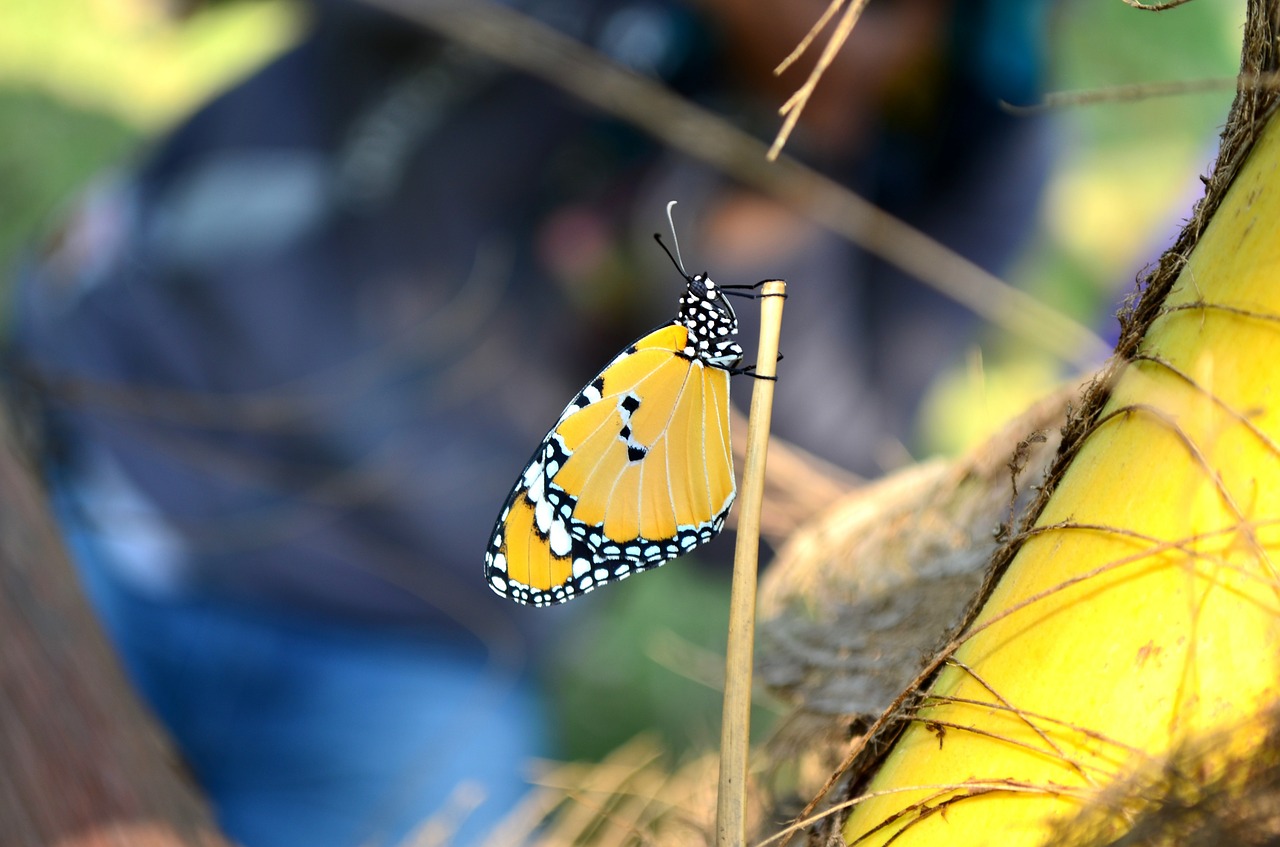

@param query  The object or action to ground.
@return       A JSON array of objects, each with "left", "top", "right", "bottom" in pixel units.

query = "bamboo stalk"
[
  {"left": 837, "top": 37, "right": 1280, "bottom": 846},
  {"left": 717, "top": 279, "right": 788, "bottom": 847}
]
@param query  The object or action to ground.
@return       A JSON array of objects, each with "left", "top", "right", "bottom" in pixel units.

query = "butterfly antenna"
[{"left": 657, "top": 199, "right": 690, "bottom": 279}]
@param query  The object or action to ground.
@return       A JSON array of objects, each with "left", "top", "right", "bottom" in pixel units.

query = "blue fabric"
[{"left": 53, "top": 476, "right": 545, "bottom": 847}]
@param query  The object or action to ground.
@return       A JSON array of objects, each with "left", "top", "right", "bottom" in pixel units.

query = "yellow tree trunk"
[{"left": 839, "top": 8, "right": 1280, "bottom": 846}]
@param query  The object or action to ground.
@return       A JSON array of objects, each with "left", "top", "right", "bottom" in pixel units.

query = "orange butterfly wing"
[{"left": 484, "top": 322, "right": 736, "bottom": 606}]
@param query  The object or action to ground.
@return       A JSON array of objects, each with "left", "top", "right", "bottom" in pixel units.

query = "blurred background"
[
  {"left": 0, "top": 0, "right": 1245, "bottom": 449},
  {"left": 0, "top": 0, "right": 1248, "bottom": 843}
]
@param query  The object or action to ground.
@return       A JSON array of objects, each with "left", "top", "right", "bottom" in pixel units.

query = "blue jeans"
[{"left": 54, "top": 484, "right": 546, "bottom": 847}]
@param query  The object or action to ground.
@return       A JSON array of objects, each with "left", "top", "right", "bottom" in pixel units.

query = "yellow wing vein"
[
  {"left": 562, "top": 351, "right": 676, "bottom": 496},
  {"left": 603, "top": 355, "right": 695, "bottom": 545},
  {"left": 698, "top": 363, "right": 713, "bottom": 522},
  {"left": 709, "top": 369, "right": 733, "bottom": 514},
  {"left": 656, "top": 362, "right": 687, "bottom": 530},
  {"left": 646, "top": 359, "right": 697, "bottom": 538},
  {"left": 597, "top": 350, "right": 679, "bottom": 401}
]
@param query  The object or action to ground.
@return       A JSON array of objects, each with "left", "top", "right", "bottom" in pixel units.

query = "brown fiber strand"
[{"left": 1122, "top": 0, "right": 1200, "bottom": 9}]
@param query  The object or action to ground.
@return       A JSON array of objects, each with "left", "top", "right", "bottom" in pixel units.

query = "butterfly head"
[
  {"left": 657, "top": 202, "right": 742, "bottom": 369},
  {"left": 679, "top": 272, "right": 742, "bottom": 369}
]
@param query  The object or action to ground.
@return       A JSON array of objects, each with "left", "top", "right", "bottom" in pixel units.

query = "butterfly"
[{"left": 485, "top": 203, "right": 764, "bottom": 607}]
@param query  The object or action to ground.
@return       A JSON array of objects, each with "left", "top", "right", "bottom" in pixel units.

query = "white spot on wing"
[
  {"left": 535, "top": 497, "right": 553, "bottom": 533},
  {"left": 549, "top": 518, "right": 572, "bottom": 557},
  {"left": 522, "top": 458, "right": 544, "bottom": 489}
]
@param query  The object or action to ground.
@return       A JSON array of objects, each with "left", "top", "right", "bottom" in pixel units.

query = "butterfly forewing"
[{"left": 485, "top": 320, "right": 737, "bottom": 606}]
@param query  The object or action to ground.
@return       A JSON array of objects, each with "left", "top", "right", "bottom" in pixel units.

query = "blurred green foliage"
[
  {"left": 0, "top": 0, "right": 301, "bottom": 301},
  {"left": 0, "top": 0, "right": 301, "bottom": 128},
  {"left": 0, "top": 88, "right": 136, "bottom": 312},
  {"left": 0, "top": 0, "right": 1251, "bottom": 766},
  {"left": 921, "top": 0, "right": 1244, "bottom": 456},
  {"left": 542, "top": 561, "right": 778, "bottom": 762}
]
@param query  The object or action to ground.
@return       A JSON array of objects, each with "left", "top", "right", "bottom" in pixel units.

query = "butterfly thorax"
[{"left": 679, "top": 273, "right": 743, "bottom": 370}]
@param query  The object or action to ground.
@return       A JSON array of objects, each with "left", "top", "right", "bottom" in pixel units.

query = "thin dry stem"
[
  {"left": 1122, "top": 0, "right": 1200, "bottom": 9},
  {"left": 773, "top": 0, "right": 843, "bottom": 75},
  {"left": 762, "top": 779, "right": 1091, "bottom": 847},
  {"left": 718, "top": 281, "right": 787, "bottom": 846},
  {"left": 1007, "top": 72, "right": 1280, "bottom": 114},
  {"left": 769, "top": 0, "right": 869, "bottom": 161},
  {"left": 946, "top": 658, "right": 1094, "bottom": 785},
  {"left": 919, "top": 694, "right": 1149, "bottom": 763}
]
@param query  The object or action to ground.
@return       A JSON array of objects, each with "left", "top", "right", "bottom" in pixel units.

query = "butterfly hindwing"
[{"left": 485, "top": 320, "right": 736, "bottom": 606}]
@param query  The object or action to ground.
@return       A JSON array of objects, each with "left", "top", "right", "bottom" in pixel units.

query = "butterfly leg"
[
  {"left": 724, "top": 351, "right": 784, "bottom": 380},
  {"left": 719, "top": 279, "right": 789, "bottom": 300}
]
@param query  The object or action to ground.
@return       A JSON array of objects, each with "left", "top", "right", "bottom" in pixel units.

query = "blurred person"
[{"left": 4, "top": 0, "right": 1053, "bottom": 845}]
